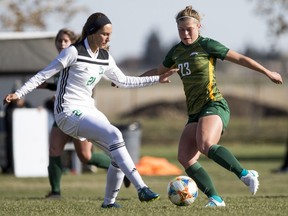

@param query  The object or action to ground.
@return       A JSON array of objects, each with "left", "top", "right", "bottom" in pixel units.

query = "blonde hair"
[{"left": 176, "top": 6, "right": 201, "bottom": 24}]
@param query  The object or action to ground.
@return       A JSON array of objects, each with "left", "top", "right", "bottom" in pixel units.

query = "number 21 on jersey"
[{"left": 87, "top": 76, "right": 96, "bottom": 86}]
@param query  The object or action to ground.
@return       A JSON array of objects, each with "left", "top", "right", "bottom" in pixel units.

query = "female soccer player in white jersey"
[
  {"left": 3, "top": 12, "right": 178, "bottom": 208},
  {"left": 39, "top": 28, "right": 112, "bottom": 199}
]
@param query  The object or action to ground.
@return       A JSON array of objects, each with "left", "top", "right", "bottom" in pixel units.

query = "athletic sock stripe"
[
  {"left": 111, "top": 161, "right": 119, "bottom": 168},
  {"left": 109, "top": 142, "right": 125, "bottom": 152}
]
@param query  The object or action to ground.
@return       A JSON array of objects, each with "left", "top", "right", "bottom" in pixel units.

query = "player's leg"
[
  {"left": 273, "top": 137, "right": 288, "bottom": 173},
  {"left": 77, "top": 112, "right": 159, "bottom": 207},
  {"left": 73, "top": 138, "right": 131, "bottom": 188},
  {"left": 178, "top": 122, "right": 224, "bottom": 207},
  {"left": 200, "top": 100, "right": 259, "bottom": 196},
  {"left": 73, "top": 138, "right": 111, "bottom": 169},
  {"left": 102, "top": 161, "right": 124, "bottom": 208},
  {"left": 198, "top": 109, "right": 243, "bottom": 177},
  {"left": 46, "top": 124, "right": 70, "bottom": 198},
  {"left": 195, "top": 115, "right": 226, "bottom": 206}
]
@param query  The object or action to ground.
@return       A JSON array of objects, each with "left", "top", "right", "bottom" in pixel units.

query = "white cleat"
[
  {"left": 240, "top": 170, "right": 259, "bottom": 195},
  {"left": 205, "top": 197, "right": 226, "bottom": 207}
]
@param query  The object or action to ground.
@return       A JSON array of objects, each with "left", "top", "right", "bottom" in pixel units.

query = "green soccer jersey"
[{"left": 163, "top": 36, "right": 229, "bottom": 115}]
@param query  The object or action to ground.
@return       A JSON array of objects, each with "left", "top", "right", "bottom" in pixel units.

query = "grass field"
[
  {"left": 1, "top": 117, "right": 288, "bottom": 215},
  {"left": 0, "top": 143, "right": 287, "bottom": 216}
]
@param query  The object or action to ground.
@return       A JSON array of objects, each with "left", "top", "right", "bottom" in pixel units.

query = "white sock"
[
  {"left": 103, "top": 163, "right": 124, "bottom": 205},
  {"left": 110, "top": 145, "right": 146, "bottom": 190}
]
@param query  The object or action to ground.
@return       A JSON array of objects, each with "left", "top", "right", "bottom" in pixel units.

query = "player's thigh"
[
  {"left": 73, "top": 139, "right": 92, "bottom": 163},
  {"left": 196, "top": 115, "right": 222, "bottom": 155},
  {"left": 178, "top": 123, "right": 200, "bottom": 168},
  {"left": 78, "top": 113, "right": 123, "bottom": 146},
  {"left": 49, "top": 126, "right": 70, "bottom": 156}
]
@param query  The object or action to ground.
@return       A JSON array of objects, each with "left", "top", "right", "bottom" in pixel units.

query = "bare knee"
[
  {"left": 197, "top": 142, "right": 214, "bottom": 156},
  {"left": 73, "top": 139, "right": 92, "bottom": 163},
  {"left": 49, "top": 127, "right": 69, "bottom": 156},
  {"left": 77, "top": 151, "right": 91, "bottom": 163},
  {"left": 178, "top": 152, "right": 201, "bottom": 169},
  {"left": 49, "top": 142, "right": 65, "bottom": 156}
]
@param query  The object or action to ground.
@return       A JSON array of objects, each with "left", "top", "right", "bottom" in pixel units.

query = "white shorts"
[{"left": 54, "top": 107, "right": 124, "bottom": 152}]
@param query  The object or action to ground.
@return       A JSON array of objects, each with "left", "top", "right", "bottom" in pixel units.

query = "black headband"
[{"left": 88, "top": 15, "right": 111, "bottom": 35}]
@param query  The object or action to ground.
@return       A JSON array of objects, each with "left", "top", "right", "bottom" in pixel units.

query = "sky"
[{"left": 46, "top": 0, "right": 286, "bottom": 62}]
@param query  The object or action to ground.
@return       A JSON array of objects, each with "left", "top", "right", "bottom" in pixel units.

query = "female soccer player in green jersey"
[{"left": 141, "top": 5, "right": 283, "bottom": 207}]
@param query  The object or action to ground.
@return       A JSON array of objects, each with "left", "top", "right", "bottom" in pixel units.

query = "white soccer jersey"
[{"left": 15, "top": 38, "right": 160, "bottom": 114}]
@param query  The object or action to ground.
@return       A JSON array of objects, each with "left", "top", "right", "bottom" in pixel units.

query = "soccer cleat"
[
  {"left": 277, "top": 166, "right": 288, "bottom": 173},
  {"left": 123, "top": 176, "right": 131, "bottom": 188},
  {"left": 45, "top": 191, "right": 61, "bottom": 199},
  {"left": 138, "top": 187, "right": 160, "bottom": 202},
  {"left": 240, "top": 170, "right": 259, "bottom": 195},
  {"left": 205, "top": 197, "right": 226, "bottom": 207},
  {"left": 271, "top": 166, "right": 288, "bottom": 174},
  {"left": 101, "top": 202, "right": 121, "bottom": 208}
]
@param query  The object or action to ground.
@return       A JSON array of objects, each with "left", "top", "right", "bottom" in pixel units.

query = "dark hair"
[
  {"left": 55, "top": 28, "right": 78, "bottom": 45},
  {"left": 80, "top": 12, "right": 111, "bottom": 40}
]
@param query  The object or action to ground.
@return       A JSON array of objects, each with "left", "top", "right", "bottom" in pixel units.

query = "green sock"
[
  {"left": 208, "top": 145, "right": 244, "bottom": 178},
  {"left": 185, "top": 162, "right": 219, "bottom": 198},
  {"left": 48, "top": 156, "right": 62, "bottom": 193},
  {"left": 87, "top": 152, "right": 111, "bottom": 170}
]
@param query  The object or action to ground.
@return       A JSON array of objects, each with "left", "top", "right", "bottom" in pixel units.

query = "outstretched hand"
[
  {"left": 268, "top": 71, "right": 283, "bottom": 84},
  {"left": 159, "top": 68, "right": 179, "bottom": 83},
  {"left": 3, "top": 93, "right": 19, "bottom": 105}
]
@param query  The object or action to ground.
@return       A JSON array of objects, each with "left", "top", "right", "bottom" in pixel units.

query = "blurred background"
[{"left": 0, "top": 0, "right": 288, "bottom": 175}]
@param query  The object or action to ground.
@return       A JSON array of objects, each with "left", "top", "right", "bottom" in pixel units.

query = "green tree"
[{"left": 0, "top": 0, "right": 87, "bottom": 31}]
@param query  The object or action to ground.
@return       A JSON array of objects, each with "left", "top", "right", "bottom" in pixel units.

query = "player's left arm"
[{"left": 225, "top": 49, "right": 283, "bottom": 84}]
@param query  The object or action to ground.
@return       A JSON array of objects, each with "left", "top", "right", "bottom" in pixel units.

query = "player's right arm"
[
  {"left": 37, "top": 82, "right": 57, "bottom": 91},
  {"left": 3, "top": 46, "right": 78, "bottom": 105},
  {"left": 140, "top": 64, "right": 171, "bottom": 77},
  {"left": 3, "top": 61, "right": 61, "bottom": 105},
  {"left": 3, "top": 93, "right": 19, "bottom": 105}
]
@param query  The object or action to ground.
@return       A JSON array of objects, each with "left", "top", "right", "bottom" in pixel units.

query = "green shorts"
[{"left": 187, "top": 99, "right": 230, "bottom": 131}]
